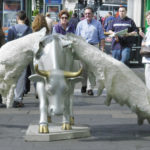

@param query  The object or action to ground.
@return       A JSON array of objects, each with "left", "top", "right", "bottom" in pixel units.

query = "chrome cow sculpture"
[
  {"left": 29, "top": 35, "right": 82, "bottom": 133},
  {"left": 0, "top": 28, "right": 46, "bottom": 108}
]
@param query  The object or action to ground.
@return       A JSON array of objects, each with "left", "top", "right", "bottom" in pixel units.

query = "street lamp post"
[
  {"left": 78, "top": 0, "right": 80, "bottom": 20},
  {"left": 43, "top": 0, "right": 46, "bottom": 14},
  {"left": 26, "top": 0, "right": 32, "bottom": 23}
]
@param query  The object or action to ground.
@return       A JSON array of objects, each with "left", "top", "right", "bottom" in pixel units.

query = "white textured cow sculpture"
[
  {"left": 65, "top": 33, "right": 150, "bottom": 125},
  {"left": 0, "top": 28, "right": 47, "bottom": 108},
  {"left": 29, "top": 35, "right": 82, "bottom": 133}
]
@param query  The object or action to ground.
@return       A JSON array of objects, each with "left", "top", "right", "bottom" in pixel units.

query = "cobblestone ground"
[{"left": 0, "top": 68, "right": 150, "bottom": 150}]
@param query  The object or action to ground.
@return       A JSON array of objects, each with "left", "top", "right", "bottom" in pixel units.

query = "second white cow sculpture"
[
  {"left": 65, "top": 33, "right": 150, "bottom": 125},
  {"left": 0, "top": 28, "right": 47, "bottom": 108}
]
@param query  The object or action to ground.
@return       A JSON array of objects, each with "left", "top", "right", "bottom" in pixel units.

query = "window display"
[
  {"left": 46, "top": 5, "right": 60, "bottom": 21},
  {"left": 3, "top": 0, "right": 23, "bottom": 27}
]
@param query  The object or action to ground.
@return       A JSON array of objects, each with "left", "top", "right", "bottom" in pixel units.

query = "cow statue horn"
[
  {"left": 35, "top": 64, "right": 82, "bottom": 78},
  {"left": 35, "top": 64, "right": 50, "bottom": 78},
  {"left": 64, "top": 68, "right": 82, "bottom": 78}
]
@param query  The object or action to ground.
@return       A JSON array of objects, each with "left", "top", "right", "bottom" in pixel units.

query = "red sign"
[
  {"left": 48, "top": 6, "right": 59, "bottom": 13},
  {"left": 4, "top": 1, "right": 21, "bottom": 11}
]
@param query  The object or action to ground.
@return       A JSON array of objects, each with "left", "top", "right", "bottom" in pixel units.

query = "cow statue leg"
[
  {"left": 36, "top": 81, "right": 49, "bottom": 133},
  {"left": 97, "top": 79, "right": 105, "bottom": 96},
  {"left": 7, "top": 84, "right": 16, "bottom": 108},
  {"left": 2, "top": 83, "right": 16, "bottom": 108},
  {"left": 69, "top": 85, "right": 75, "bottom": 125},
  {"left": 0, "top": 84, "right": 7, "bottom": 105},
  {"left": 69, "top": 94, "right": 74, "bottom": 125},
  {"left": 62, "top": 94, "right": 72, "bottom": 130},
  {"left": 69, "top": 77, "right": 84, "bottom": 126}
]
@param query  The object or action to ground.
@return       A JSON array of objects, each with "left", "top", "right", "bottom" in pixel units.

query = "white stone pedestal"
[{"left": 24, "top": 124, "right": 91, "bottom": 142}]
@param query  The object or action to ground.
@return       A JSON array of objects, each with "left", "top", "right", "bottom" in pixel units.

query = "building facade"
[
  {"left": 0, "top": 0, "right": 32, "bottom": 28},
  {"left": 0, "top": 0, "right": 149, "bottom": 29},
  {"left": 63, "top": 0, "right": 78, "bottom": 11}
]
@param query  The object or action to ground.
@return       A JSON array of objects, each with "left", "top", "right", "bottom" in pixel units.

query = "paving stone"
[{"left": 1, "top": 69, "right": 150, "bottom": 150}]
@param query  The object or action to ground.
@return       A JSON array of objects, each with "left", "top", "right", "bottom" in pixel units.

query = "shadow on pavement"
[
  {"left": 0, "top": 124, "right": 27, "bottom": 129},
  {"left": 79, "top": 124, "right": 150, "bottom": 142}
]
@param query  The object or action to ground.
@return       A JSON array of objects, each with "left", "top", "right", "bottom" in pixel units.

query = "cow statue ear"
[
  {"left": 33, "top": 36, "right": 47, "bottom": 59},
  {"left": 39, "top": 27, "right": 47, "bottom": 36},
  {"left": 62, "top": 40, "right": 73, "bottom": 48},
  {"left": 33, "top": 41, "right": 43, "bottom": 59},
  {"left": 33, "top": 28, "right": 47, "bottom": 55}
]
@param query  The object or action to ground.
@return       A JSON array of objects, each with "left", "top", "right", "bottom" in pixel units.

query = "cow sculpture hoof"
[
  {"left": 39, "top": 124, "right": 49, "bottom": 133},
  {"left": 62, "top": 123, "right": 72, "bottom": 130},
  {"left": 70, "top": 116, "right": 74, "bottom": 125}
]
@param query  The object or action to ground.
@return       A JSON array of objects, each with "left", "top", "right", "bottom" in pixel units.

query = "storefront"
[
  {"left": 2, "top": 0, "right": 24, "bottom": 27},
  {"left": 44, "top": 0, "right": 62, "bottom": 21},
  {"left": 1, "top": 0, "right": 32, "bottom": 40},
  {"left": 0, "top": 0, "right": 3, "bottom": 23}
]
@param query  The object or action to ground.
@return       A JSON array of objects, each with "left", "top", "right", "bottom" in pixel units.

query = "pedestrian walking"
[
  {"left": 7, "top": 11, "right": 32, "bottom": 107},
  {"left": 32, "top": 13, "right": 49, "bottom": 99},
  {"left": 0, "top": 20, "right": 5, "bottom": 47},
  {"left": 104, "top": 12, "right": 115, "bottom": 32},
  {"left": 109, "top": 6, "right": 138, "bottom": 65},
  {"left": 76, "top": 7, "right": 105, "bottom": 96},
  {"left": 139, "top": 11, "right": 150, "bottom": 90},
  {"left": 52, "top": 9, "right": 76, "bottom": 35},
  {"left": 80, "top": 13, "right": 85, "bottom": 21},
  {"left": 69, "top": 13, "right": 79, "bottom": 29},
  {"left": 0, "top": 20, "right": 6, "bottom": 107},
  {"left": 32, "top": 14, "right": 49, "bottom": 34}
]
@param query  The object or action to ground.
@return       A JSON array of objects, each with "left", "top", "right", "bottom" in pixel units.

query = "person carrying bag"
[
  {"left": 139, "top": 12, "right": 150, "bottom": 90},
  {"left": 140, "top": 45, "right": 150, "bottom": 57}
]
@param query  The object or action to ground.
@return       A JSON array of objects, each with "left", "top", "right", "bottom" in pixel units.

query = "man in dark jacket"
[
  {"left": 69, "top": 13, "right": 79, "bottom": 29},
  {"left": 109, "top": 6, "right": 138, "bottom": 64},
  {"left": 104, "top": 12, "right": 115, "bottom": 32},
  {"left": 7, "top": 11, "right": 32, "bottom": 108}
]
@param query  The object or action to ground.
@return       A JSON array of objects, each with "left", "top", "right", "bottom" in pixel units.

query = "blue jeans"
[
  {"left": 112, "top": 49, "right": 121, "bottom": 60},
  {"left": 14, "top": 68, "right": 27, "bottom": 102},
  {"left": 112, "top": 47, "right": 131, "bottom": 64}
]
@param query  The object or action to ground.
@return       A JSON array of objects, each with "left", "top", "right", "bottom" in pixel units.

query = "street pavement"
[{"left": 0, "top": 68, "right": 150, "bottom": 150}]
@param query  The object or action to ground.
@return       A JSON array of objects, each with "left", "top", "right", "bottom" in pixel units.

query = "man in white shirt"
[{"left": 76, "top": 7, "right": 105, "bottom": 96}]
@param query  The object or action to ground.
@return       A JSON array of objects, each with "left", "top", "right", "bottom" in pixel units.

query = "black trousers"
[
  {"left": 24, "top": 65, "right": 31, "bottom": 93},
  {"left": 0, "top": 94, "right": 2, "bottom": 103}
]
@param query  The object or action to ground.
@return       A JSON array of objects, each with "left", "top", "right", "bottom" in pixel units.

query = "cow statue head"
[{"left": 33, "top": 63, "right": 82, "bottom": 115}]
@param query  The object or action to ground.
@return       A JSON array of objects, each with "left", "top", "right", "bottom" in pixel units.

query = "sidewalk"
[{"left": 0, "top": 68, "right": 150, "bottom": 150}]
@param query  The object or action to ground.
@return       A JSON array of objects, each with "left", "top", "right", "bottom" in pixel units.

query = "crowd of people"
[{"left": 0, "top": 6, "right": 149, "bottom": 108}]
